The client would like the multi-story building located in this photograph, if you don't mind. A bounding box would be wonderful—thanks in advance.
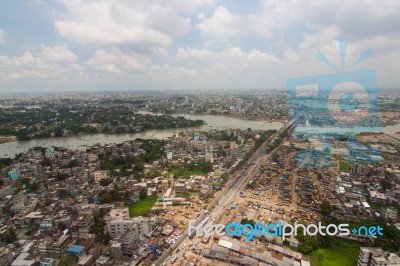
[105,208,131,237]
[381,207,398,222]
[72,213,94,237]
[121,226,140,256]
[111,241,122,260]
[174,183,186,193]
[38,234,71,255]
[351,164,370,175]
[358,247,400,266]
[369,190,387,204]
[87,153,98,162]
[0,247,14,266]
[131,217,158,236]
[105,208,157,237]
[93,170,110,183]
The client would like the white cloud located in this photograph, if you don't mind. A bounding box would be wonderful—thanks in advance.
[196,6,239,41]
[0,45,84,82]
[86,48,147,74]
[176,47,214,59]
[40,44,78,62]
[167,0,213,13]
[54,0,196,46]
[176,47,277,62]
[196,2,299,41]
[198,0,400,50]
[197,12,205,20]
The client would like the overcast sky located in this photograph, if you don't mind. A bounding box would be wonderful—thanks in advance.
[0,0,399,92]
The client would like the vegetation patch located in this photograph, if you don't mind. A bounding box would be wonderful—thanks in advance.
[310,238,361,266]
[129,197,157,217]
[339,161,352,171]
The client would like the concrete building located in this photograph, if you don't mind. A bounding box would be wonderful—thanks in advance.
[40,258,55,266]
[381,207,398,222]
[78,254,94,266]
[38,234,71,255]
[11,253,35,266]
[351,164,370,175]
[121,227,140,256]
[93,170,110,183]
[174,183,186,193]
[111,241,122,260]
[0,247,14,266]
[66,245,86,258]
[203,239,308,266]
[105,208,157,237]
[358,247,400,266]
[369,190,387,204]
[74,213,94,237]
[131,217,158,236]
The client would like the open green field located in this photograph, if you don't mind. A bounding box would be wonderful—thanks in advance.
[166,169,207,179]
[128,197,157,217]
[339,161,352,171]
[310,239,361,266]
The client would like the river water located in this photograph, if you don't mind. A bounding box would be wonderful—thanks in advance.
[2,112,399,158]
[0,113,284,158]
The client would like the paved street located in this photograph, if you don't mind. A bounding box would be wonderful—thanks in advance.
[155,121,295,266]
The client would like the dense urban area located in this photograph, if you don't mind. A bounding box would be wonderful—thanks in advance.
[0,91,400,266]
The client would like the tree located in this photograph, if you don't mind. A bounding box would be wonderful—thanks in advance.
[90,213,110,245]
[55,173,69,181]
[298,235,319,254]
[59,254,77,266]
[0,227,17,244]
[240,218,256,226]
[146,169,161,179]
[321,200,333,216]
[57,189,71,199]
[140,189,147,200]
[99,178,113,187]
[381,179,393,190]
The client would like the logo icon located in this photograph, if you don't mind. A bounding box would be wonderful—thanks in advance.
[287,39,381,168]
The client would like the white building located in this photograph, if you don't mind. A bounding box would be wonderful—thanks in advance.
[358,247,400,266]
[40,258,54,266]
[369,190,387,204]
[105,208,157,238]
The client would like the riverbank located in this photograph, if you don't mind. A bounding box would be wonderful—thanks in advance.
[139,109,284,123]
[0,114,284,158]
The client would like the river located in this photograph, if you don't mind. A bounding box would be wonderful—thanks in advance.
[0,114,284,158]
[2,112,399,158]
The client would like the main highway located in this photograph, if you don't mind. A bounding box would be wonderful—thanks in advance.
[154,120,295,266]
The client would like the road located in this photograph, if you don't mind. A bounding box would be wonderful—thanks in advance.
[154,120,295,266]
